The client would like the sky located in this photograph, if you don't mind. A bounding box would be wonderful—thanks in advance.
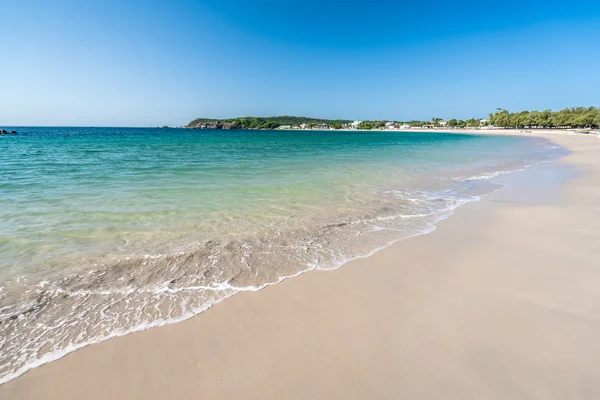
[1,0,600,126]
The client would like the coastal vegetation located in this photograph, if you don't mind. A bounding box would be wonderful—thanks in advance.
[186,106,600,130]
[357,121,385,130]
[187,116,351,130]
[489,107,600,129]
[447,118,483,128]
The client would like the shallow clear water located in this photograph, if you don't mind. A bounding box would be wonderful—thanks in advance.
[0,127,565,383]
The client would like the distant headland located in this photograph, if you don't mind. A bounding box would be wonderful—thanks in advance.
[185,107,600,131]
[186,116,351,130]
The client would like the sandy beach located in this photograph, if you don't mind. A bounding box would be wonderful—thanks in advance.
[1,131,599,400]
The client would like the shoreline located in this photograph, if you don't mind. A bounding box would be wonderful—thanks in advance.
[185,126,599,136]
[2,131,599,399]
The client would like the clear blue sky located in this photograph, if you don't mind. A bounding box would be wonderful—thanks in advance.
[2,0,599,126]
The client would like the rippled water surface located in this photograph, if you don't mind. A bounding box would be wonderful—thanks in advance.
[0,127,565,383]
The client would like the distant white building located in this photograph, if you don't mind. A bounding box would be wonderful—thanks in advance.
[351,120,362,129]
[387,122,402,130]
[479,119,489,127]
[438,120,448,127]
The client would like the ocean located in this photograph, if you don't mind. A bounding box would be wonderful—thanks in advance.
[0,127,566,383]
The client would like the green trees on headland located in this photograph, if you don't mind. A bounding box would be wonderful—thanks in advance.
[489,107,600,129]
[187,116,351,130]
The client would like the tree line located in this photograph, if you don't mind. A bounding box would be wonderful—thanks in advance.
[356,118,483,129]
[489,107,600,129]
[187,106,600,130]
[357,121,385,130]
[187,116,351,129]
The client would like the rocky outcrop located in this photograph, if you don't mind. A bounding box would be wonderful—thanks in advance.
[0,130,17,134]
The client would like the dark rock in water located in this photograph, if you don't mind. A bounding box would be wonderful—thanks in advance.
[0,130,7,134]
[10,131,17,134]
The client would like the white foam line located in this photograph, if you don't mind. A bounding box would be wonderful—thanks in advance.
[0,293,234,385]
[458,167,527,181]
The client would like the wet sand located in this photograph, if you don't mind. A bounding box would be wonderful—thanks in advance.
[1,132,599,399]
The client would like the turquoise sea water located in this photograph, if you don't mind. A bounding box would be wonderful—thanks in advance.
[0,127,565,383]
